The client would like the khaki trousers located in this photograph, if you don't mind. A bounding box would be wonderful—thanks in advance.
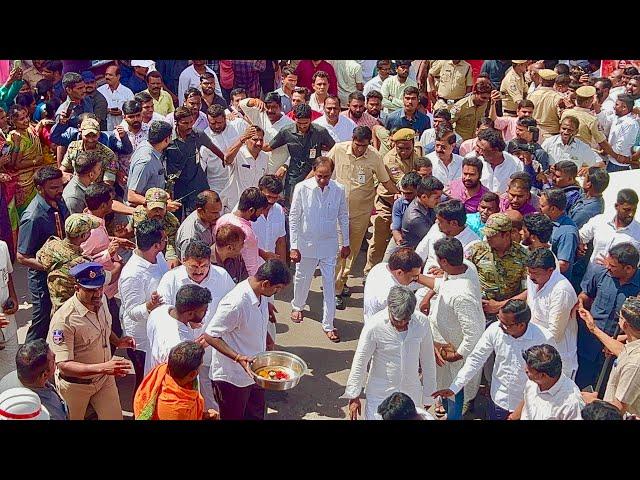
[57,373,122,420]
[364,199,393,275]
[335,213,371,293]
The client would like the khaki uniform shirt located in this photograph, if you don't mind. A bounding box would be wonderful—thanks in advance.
[48,295,113,381]
[131,207,180,260]
[560,107,606,148]
[451,95,489,141]
[328,142,390,218]
[376,147,418,206]
[528,86,564,137]
[604,338,640,416]
[466,241,529,301]
[430,60,473,100]
[500,67,527,112]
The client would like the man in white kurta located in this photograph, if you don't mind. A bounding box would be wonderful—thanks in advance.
[526,248,578,378]
[313,100,358,143]
[342,286,437,420]
[433,299,555,420]
[289,159,350,340]
[363,247,424,323]
[118,220,170,388]
[428,237,485,416]
[156,240,235,409]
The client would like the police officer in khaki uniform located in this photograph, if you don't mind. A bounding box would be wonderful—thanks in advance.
[364,128,419,276]
[500,60,529,116]
[560,86,618,163]
[128,187,180,267]
[450,81,494,141]
[528,69,565,142]
[48,262,135,420]
[428,60,474,111]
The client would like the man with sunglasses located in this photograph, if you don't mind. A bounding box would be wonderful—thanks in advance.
[433,299,554,420]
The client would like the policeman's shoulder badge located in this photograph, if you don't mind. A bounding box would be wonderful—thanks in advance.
[52,330,64,345]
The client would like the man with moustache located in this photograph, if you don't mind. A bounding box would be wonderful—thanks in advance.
[448,156,490,214]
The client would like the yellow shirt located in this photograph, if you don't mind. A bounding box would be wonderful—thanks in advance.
[451,95,488,141]
[430,60,473,100]
[328,141,390,217]
[145,89,175,116]
[560,107,606,148]
[528,86,564,136]
[500,67,527,112]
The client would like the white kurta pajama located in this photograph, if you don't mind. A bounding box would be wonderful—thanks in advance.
[363,263,421,323]
[289,178,349,332]
[429,262,485,403]
[156,265,236,409]
[526,268,578,378]
[342,309,437,420]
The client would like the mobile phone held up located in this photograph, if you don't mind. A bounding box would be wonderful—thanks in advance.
[12,59,21,70]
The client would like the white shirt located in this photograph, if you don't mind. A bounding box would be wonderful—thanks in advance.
[165,110,209,132]
[527,269,578,377]
[237,98,293,173]
[450,321,555,412]
[363,75,384,97]
[289,178,349,259]
[253,203,286,253]
[363,263,422,323]
[342,309,437,419]
[144,304,198,374]
[521,374,585,420]
[178,64,222,106]
[541,134,602,167]
[206,280,270,387]
[430,262,485,397]
[142,112,165,128]
[308,93,326,113]
[420,128,462,148]
[313,114,358,143]
[607,113,640,166]
[118,251,169,352]
[220,146,268,213]
[97,82,135,131]
[579,212,640,264]
[357,60,377,84]
[479,152,523,193]
[156,264,236,367]
[427,151,464,189]
[201,119,250,197]
[415,225,480,270]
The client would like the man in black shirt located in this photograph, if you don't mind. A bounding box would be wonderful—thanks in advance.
[264,104,335,203]
[164,107,226,220]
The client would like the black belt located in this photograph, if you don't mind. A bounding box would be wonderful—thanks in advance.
[503,109,517,115]
[59,374,93,385]
[438,96,463,103]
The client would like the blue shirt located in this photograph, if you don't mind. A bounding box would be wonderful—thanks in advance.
[568,194,604,229]
[562,185,582,214]
[120,64,148,94]
[127,141,166,194]
[17,194,70,281]
[466,212,485,238]
[384,109,431,136]
[480,60,510,89]
[391,197,411,231]
[49,123,133,155]
[579,265,640,360]
[551,214,579,280]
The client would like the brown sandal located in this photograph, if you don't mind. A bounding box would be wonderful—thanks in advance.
[325,329,340,343]
[290,310,304,323]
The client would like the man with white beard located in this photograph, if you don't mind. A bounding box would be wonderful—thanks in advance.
[342,286,437,420]
[525,248,578,378]
[156,241,235,409]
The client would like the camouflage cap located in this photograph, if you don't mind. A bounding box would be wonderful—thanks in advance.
[482,213,512,237]
[391,128,416,142]
[64,213,100,237]
[80,118,100,135]
[145,188,169,210]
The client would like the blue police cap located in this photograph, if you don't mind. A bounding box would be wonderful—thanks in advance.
[69,262,106,289]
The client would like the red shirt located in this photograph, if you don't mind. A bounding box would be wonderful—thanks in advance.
[286,109,322,121]
[294,60,338,96]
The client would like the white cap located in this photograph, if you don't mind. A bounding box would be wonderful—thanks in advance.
[131,60,155,69]
[0,387,50,420]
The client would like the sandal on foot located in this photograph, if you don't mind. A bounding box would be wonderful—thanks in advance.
[325,329,341,343]
[290,310,304,323]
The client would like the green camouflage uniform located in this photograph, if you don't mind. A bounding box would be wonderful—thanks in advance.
[62,140,119,184]
[130,206,180,261]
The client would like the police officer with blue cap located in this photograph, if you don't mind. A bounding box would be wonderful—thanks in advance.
[47,262,135,420]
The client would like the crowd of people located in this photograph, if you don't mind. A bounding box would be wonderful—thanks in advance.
[1,59,639,421]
